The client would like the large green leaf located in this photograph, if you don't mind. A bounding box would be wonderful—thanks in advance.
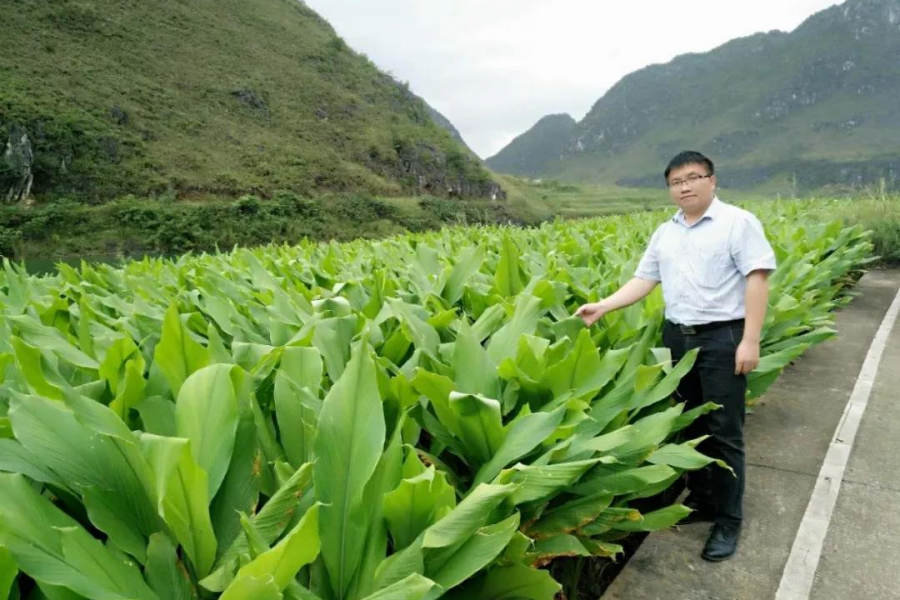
[175,364,244,498]
[359,574,435,600]
[486,295,543,365]
[422,483,516,550]
[443,246,485,306]
[219,576,282,600]
[227,504,320,592]
[10,392,162,563]
[424,514,520,595]
[144,533,196,600]
[203,463,315,592]
[525,492,614,539]
[472,406,566,487]
[452,320,500,399]
[210,414,262,554]
[274,347,323,468]
[0,473,159,600]
[647,438,732,473]
[0,547,17,600]
[314,342,386,600]
[448,392,505,467]
[443,563,560,600]
[383,463,456,550]
[141,434,217,577]
[612,504,691,532]
[493,235,525,298]
[154,304,211,398]
[7,315,99,370]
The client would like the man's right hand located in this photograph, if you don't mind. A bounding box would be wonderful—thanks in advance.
[576,301,607,327]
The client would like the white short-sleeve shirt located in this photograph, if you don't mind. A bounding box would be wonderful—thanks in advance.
[634,197,777,326]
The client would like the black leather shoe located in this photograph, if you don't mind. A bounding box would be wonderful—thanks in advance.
[702,523,741,561]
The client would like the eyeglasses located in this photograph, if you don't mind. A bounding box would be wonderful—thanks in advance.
[667,174,711,188]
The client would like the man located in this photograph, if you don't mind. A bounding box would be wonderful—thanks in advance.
[576,151,776,561]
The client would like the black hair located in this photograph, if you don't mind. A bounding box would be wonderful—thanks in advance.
[664,151,715,181]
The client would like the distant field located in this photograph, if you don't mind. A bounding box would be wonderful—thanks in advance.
[493,174,781,219]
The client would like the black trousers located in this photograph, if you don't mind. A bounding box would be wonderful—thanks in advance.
[662,320,747,526]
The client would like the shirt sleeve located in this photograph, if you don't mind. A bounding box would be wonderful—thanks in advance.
[731,213,777,276]
[634,226,662,282]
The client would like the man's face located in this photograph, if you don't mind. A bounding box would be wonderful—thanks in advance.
[666,162,716,212]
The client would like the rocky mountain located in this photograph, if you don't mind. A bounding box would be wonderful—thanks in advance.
[0,0,500,203]
[485,114,576,178]
[488,0,900,192]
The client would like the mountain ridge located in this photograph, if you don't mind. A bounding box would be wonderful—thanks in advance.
[487,0,900,192]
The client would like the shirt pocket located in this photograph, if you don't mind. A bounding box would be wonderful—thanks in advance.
[692,251,732,289]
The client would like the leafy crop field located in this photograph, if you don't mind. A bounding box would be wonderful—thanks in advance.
[0,200,874,600]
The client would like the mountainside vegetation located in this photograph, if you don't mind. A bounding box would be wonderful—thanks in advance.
[0,0,498,204]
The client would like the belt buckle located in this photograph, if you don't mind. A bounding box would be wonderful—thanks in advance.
[679,324,697,335]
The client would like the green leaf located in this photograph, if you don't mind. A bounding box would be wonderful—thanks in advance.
[425,514,520,594]
[203,463,315,592]
[525,493,614,539]
[141,434,217,577]
[383,466,456,550]
[219,576,282,600]
[448,392,505,467]
[345,419,406,600]
[109,358,147,423]
[443,563,560,600]
[0,547,17,600]
[494,235,525,297]
[229,505,320,591]
[443,246,484,305]
[154,305,210,398]
[274,348,323,468]
[486,295,542,365]
[572,464,678,496]
[7,316,99,370]
[472,406,566,487]
[10,392,162,563]
[502,460,600,506]
[314,342,386,599]
[210,414,262,554]
[312,315,358,382]
[452,320,500,399]
[175,364,244,498]
[648,440,733,473]
[10,336,66,399]
[541,329,625,398]
[144,533,196,600]
[0,438,70,491]
[422,483,516,550]
[612,504,691,532]
[0,473,159,600]
[531,534,590,565]
[360,574,435,600]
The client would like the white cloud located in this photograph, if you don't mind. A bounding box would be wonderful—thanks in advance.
[303,0,840,157]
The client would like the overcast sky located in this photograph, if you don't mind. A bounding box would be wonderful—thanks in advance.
[304,0,840,158]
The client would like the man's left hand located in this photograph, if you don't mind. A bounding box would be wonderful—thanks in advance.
[735,339,760,375]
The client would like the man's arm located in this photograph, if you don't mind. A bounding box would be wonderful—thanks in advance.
[576,277,658,326]
[735,269,770,375]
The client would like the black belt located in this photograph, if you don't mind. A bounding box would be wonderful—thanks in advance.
[666,318,744,335]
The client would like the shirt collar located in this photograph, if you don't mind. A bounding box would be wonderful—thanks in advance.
[672,196,722,226]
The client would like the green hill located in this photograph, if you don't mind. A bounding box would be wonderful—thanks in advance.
[488,0,900,193]
[0,0,498,203]
[485,114,575,179]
